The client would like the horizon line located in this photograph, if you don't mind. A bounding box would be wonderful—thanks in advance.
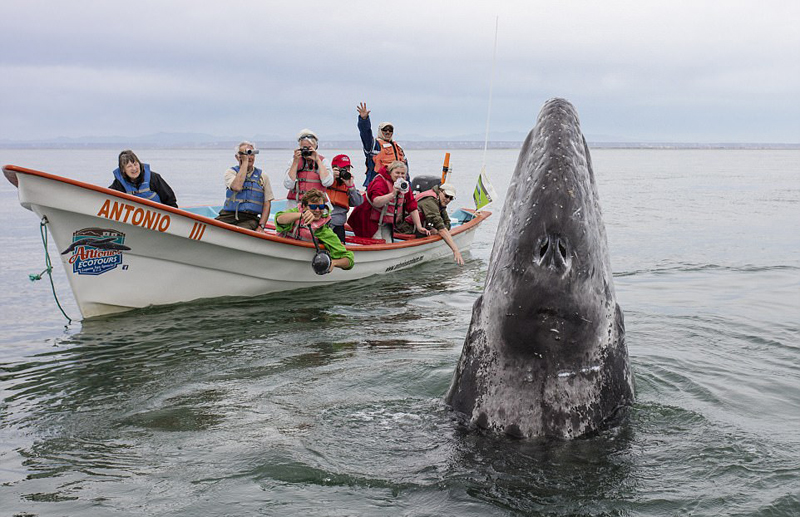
[2,140,799,151]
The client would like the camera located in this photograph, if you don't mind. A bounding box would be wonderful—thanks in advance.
[338,169,352,181]
[241,148,259,155]
[394,178,409,194]
[300,146,313,157]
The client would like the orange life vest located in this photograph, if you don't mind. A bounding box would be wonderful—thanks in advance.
[288,155,327,203]
[372,138,405,173]
[327,179,352,209]
[367,174,405,225]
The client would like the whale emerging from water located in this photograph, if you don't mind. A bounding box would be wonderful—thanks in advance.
[446,98,634,439]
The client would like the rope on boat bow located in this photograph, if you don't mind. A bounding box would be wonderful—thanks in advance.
[29,217,73,325]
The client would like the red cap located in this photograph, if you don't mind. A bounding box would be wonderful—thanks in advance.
[331,154,352,168]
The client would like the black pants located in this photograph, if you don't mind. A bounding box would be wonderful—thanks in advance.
[331,224,346,243]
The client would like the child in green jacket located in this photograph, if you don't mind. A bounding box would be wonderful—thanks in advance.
[275,188,355,272]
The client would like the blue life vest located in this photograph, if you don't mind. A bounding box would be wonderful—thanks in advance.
[223,166,266,215]
[112,163,162,203]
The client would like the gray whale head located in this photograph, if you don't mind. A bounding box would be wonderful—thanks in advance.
[446,98,634,439]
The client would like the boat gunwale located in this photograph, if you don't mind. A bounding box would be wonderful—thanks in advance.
[4,164,491,252]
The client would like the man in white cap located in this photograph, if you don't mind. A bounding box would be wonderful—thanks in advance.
[395,182,464,265]
[357,102,409,187]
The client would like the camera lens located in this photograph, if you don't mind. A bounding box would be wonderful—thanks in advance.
[339,170,351,180]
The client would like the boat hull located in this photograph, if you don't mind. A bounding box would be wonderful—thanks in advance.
[5,165,490,318]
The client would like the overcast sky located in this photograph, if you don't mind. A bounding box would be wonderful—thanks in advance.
[1,0,798,143]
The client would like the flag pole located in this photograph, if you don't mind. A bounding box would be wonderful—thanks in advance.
[474,17,499,213]
[481,16,499,173]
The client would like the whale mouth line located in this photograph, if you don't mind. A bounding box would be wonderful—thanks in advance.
[557,365,602,379]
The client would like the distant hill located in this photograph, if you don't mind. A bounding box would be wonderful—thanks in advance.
[1,132,798,150]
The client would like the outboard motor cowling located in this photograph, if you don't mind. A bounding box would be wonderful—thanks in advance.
[411,175,441,195]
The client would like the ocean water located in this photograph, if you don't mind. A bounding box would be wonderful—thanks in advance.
[1,148,798,516]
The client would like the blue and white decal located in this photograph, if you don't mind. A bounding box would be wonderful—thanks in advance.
[61,228,131,276]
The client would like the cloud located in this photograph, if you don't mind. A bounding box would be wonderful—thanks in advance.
[1,0,798,142]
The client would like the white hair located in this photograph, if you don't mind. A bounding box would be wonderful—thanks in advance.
[236,141,256,152]
[387,160,407,173]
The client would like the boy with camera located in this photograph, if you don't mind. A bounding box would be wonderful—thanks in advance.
[275,188,354,273]
[327,154,363,243]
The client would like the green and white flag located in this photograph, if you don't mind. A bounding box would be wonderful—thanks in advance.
[473,166,497,211]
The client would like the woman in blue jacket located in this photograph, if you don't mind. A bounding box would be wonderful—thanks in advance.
[109,150,178,207]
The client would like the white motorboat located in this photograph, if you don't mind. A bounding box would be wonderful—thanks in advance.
[4,164,491,319]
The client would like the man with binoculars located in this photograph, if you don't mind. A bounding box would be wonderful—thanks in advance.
[216,141,274,231]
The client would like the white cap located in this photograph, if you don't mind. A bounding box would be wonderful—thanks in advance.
[296,129,318,142]
[440,182,456,197]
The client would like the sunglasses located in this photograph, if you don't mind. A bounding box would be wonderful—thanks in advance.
[381,127,394,132]
[443,194,454,200]
[306,203,326,210]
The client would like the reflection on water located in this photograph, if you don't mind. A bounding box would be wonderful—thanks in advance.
[449,426,635,514]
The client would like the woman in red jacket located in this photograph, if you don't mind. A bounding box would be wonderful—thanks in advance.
[347,161,428,242]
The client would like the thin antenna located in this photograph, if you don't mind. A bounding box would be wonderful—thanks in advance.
[481,16,499,170]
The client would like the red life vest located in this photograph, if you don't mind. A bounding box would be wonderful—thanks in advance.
[367,174,405,225]
[372,138,405,173]
[281,209,332,242]
[404,189,437,224]
[288,155,327,203]
[327,179,351,209]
